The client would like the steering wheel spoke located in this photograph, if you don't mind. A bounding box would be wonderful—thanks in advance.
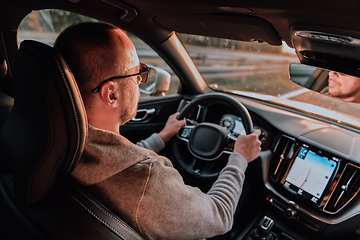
[189,158,219,178]
[179,156,198,174]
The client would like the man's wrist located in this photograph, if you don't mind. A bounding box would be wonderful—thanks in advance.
[158,131,171,143]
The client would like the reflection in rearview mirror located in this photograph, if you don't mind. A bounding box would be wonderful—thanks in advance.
[289,63,360,103]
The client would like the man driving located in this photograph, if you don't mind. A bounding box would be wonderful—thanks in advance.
[325,71,360,103]
[54,22,261,240]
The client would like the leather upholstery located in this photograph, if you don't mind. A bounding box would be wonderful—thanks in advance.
[0,40,87,205]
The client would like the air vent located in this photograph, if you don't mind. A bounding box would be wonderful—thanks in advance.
[270,135,296,182]
[324,163,360,214]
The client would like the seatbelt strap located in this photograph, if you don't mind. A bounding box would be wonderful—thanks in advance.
[62,179,145,240]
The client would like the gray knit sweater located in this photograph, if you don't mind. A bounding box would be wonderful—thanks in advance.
[136,133,165,153]
[70,125,248,240]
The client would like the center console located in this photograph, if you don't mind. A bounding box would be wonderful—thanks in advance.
[269,135,360,214]
[257,135,360,239]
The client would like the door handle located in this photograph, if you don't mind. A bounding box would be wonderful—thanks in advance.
[132,108,156,122]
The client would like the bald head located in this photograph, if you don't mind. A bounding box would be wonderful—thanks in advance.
[54,22,136,106]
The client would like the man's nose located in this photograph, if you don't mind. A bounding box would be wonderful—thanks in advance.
[329,71,338,78]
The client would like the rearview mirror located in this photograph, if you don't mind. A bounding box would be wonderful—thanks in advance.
[289,62,329,92]
[289,62,360,103]
[140,66,171,96]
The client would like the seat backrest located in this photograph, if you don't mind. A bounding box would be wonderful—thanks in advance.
[0,40,87,205]
[0,40,144,240]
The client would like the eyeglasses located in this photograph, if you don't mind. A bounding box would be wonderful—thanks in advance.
[92,63,149,93]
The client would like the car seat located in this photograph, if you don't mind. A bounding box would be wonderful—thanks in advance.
[0,40,144,240]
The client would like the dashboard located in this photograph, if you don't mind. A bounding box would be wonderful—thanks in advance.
[133,96,360,239]
[217,109,359,214]
[269,135,360,213]
[185,99,360,239]
[204,103,271,148]
[219,113,262,137]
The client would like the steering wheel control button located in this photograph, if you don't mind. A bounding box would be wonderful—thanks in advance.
[180,128,191,139]
[178,126,195,142]
[225,138,235,151]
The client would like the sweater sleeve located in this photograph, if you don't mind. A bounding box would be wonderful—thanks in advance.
[135,153,248,240]
[136,133,165,153]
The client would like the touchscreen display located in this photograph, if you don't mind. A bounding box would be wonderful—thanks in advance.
[283,145,338,204]
[232,119,246,136]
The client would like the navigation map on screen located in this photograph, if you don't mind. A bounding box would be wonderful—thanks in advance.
[284,146,338,203]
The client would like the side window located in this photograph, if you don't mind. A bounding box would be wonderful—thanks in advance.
[129,34,179,97]
[18,10,96,46]
[18,10,178,97]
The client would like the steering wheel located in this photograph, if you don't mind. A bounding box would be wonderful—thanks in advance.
[174,93,253,178]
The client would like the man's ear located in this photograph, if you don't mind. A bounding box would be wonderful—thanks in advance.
[99,81,119,107]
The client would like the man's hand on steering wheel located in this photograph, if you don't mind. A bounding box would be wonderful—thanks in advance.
[233,129,262,163]
[158,112,186,143]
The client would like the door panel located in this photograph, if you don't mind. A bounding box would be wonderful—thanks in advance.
[120,95,183,144]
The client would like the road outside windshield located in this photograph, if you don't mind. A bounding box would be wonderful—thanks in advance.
[178,34,299,96]
[179,34,360,129]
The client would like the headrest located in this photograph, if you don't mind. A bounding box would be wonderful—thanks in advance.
[0,40,88,205]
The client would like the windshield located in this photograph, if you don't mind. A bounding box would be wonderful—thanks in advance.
[179,33,360,130]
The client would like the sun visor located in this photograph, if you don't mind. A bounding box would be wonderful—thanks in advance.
[154,13,281,45]
[291,24,360,78]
